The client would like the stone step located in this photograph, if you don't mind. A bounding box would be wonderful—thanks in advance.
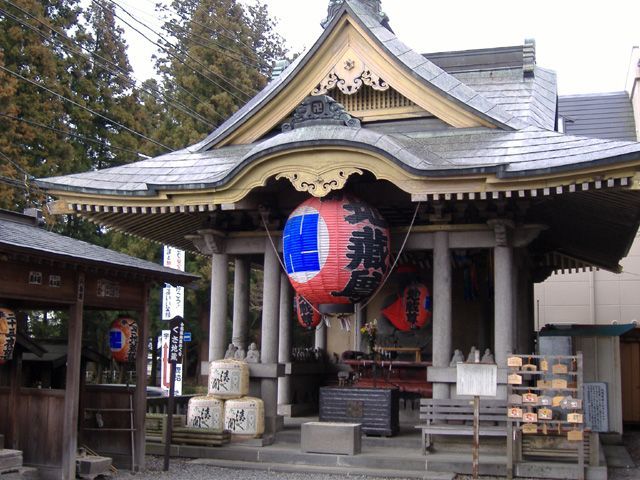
[76,455,112,479]
[275,426,423,449]
[148,442,428,472]
[189,458,455,480]
[517,461,607,480]
[0,467,39,479]
[425,452,507,476]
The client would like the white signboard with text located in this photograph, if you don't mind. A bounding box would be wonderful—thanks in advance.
[161,246,185,320]
[160,329,182,396]
[456,363,498,397]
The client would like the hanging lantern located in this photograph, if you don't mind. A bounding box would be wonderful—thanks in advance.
[0,308,17,361]
[109,317,138,363]
[282,193,390,314]
[293,294,321,330]
[381,282,432,331]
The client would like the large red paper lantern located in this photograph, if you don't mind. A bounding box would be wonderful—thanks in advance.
[293,294,321,330]
[382,283,432,331]
[109,317,138,363]
[0,308,17,361]
[283,193,390,313]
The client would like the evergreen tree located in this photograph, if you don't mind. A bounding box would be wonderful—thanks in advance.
[0,0,82,210]
[154,0,287,147]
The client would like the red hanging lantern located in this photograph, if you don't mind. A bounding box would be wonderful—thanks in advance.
[282,193,390,314]
[0,308,17,361]
[293,294,321,330]
[382,282,432,331]
[109,317,138,363]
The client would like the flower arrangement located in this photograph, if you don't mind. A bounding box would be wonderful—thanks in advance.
[360,318,378,353]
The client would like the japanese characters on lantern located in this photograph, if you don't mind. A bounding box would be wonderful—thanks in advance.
[282,194,390,312]
[109,317,138,363]
[293,293,321,329]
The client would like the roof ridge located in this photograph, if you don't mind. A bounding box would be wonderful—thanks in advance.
[193,0,527,151]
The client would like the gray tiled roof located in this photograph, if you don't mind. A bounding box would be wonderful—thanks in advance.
[37,123,640,196]
[559,92,637,141]
[193,0,524,150]
[0,216,198,283]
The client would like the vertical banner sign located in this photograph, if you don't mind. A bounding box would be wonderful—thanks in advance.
[162,246,185,320]
[163,316,185,472]
[160,331,183,396]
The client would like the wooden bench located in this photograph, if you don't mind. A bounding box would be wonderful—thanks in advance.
[416,398,507,453]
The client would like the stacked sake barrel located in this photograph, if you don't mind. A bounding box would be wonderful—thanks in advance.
[187,359,264,439]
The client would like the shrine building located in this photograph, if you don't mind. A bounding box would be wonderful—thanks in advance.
[37,0,640,469]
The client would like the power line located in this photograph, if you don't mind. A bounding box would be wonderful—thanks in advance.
[0,148,32,179]
[0,0,220,126]
[147,0,271,70]
[0,64,174,152]
[0,112,143,158]
[126,0,268,71]
[101,0,256,102]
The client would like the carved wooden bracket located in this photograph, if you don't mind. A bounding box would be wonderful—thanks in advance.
[487,219,515,247]
[312,51,389,96]
[276,167,363,197]
[185,229,226,255]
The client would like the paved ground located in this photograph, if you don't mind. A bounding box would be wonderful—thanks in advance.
[608,428,640,480]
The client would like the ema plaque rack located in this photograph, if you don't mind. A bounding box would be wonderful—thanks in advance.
[505,353,588,480]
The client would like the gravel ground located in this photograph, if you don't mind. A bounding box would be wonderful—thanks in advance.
[113,456,413,480]
[111,430,640,480]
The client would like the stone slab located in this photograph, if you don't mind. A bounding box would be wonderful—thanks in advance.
[301,422,361,455]
[0,450,22,470]
[76,455,112,479]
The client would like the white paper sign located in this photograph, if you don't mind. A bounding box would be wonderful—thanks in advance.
[456,363,498,397]
[160,330,182,396]
[162,246,185,320]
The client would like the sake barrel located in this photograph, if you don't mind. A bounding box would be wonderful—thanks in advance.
[224,397,264,438]
[187,395,225,430]
[0,308,17,361]
[207,359,249,399]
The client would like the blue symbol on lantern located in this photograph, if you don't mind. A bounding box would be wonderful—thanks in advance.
[283,213,320,275]
[109,330,123,350]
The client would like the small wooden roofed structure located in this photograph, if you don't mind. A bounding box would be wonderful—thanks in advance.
[0,209,198,479]
[36,0,640,453]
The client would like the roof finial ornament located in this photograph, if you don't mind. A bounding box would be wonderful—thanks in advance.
[321,0,390,30]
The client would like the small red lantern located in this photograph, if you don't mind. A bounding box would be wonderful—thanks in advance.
[0,308,17,361]
[282,193,390,313]
[109,317,138,363]
[382,283,432,331]
[293,294,321,330]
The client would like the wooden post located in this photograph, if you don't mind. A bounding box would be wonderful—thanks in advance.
[61,272,85,480]
[8,349,22,449]
[472,395,480,479]
[134,283,151,471]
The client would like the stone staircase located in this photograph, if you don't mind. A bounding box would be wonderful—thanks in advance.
[0,450,38,479]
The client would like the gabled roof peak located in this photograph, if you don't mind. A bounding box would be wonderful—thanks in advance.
[322,0,389,29]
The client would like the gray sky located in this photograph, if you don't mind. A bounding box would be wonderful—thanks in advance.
[119,0,639,96]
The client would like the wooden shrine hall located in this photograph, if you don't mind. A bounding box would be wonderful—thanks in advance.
[0,209,197,479]
[36,0,640,476]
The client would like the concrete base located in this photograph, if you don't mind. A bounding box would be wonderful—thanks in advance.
[301,421,361,455]
[76,455,112,479]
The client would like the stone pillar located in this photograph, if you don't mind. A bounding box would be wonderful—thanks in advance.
[489,219,515,367]
[278,274,293,408]
[209,253,229,362]
[261,239,281,435]
[232,257,250,350]
[432,231,452,400]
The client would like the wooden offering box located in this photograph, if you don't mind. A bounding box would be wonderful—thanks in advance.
[319,386,399,436]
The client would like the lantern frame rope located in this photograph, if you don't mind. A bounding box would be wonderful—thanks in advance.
[359,201,421,310]
[259,201,422,320]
